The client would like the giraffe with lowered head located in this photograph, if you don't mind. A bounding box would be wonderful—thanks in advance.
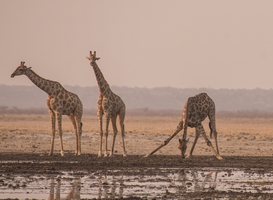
[86,51,127,157]
[145,93,222,160]
[11,61,83,156]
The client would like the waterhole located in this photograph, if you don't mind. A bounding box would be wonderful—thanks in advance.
[1,167,273,199]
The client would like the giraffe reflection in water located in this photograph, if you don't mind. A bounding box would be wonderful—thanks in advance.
[47,173,124,200]
[48,177,81,200]
[169,169,218,195]
[97,172,124,199]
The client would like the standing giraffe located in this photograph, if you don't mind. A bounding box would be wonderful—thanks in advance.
[86,51,127,157]
[11,61,83,156]
[145,93,222,160]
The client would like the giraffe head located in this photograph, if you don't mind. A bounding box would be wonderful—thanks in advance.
[11,61,32,78]
[86,51,100,65]
[178,138,189,159]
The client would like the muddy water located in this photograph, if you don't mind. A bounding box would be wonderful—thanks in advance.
[1,167,273,199]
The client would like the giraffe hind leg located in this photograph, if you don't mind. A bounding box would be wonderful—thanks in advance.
[68,115,81,156]
[208,111,221,156]
[56,112,64,156]
[208,103,220,154]
[119,112,127,157]
[110,115,118,157]
[197,125,222,160]
[209,122,213,139]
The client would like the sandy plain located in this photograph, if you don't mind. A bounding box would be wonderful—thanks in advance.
[1,114,273,199]
[1,114,273,157]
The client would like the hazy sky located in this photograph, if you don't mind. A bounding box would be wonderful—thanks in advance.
[1,1,273,89]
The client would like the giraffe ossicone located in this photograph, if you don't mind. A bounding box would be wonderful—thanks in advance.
[86,51,127,157]
[11,61,83,156]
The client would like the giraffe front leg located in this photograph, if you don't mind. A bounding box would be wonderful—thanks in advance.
[98,116,103,157]
[104,116,110,157]
[56,113,64,156]
[198,125,223,160]
[145,120,183,157]
[186,127,201,159]
[49,110,55,156]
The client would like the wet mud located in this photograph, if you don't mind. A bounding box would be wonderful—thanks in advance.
[1,153,273,199]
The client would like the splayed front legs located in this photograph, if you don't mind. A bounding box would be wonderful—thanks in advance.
[144,121,183,157]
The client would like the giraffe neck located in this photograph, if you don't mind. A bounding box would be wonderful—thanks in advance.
[92,62,111,96]
[25,69,57,95]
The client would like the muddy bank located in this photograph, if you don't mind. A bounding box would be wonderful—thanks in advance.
[1,154,273,199]
[1,153,273,174]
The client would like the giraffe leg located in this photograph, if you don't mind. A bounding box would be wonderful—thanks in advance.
[186,127,201,159]
[144,120,183,157]
[75,119,82,156]
[208,109,221,156]
[74,106,82,156]
[98,115,103,157]
[97,96,103,157]
[49,109,55,156]
[119,112,127,157]
[197,124,222,160]
[109,115,117,157]
[68,115,81,155]
[56,112,64,156]
[104,115,111,157]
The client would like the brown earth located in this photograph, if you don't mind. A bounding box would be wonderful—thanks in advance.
[1,114,273,172]
[1,114,273,199]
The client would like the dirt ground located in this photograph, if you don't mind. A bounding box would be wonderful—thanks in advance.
[1,114,273,199]
[1,114,273,171]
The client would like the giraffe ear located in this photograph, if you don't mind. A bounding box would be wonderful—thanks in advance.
[86,56,90,60]
[28,67,32,70]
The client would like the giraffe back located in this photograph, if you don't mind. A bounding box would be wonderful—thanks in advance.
[47,84,83,116]
[183,93,214,127]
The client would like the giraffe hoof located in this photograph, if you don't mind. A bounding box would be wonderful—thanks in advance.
[217,155,223,160]
[185,154,192,159]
